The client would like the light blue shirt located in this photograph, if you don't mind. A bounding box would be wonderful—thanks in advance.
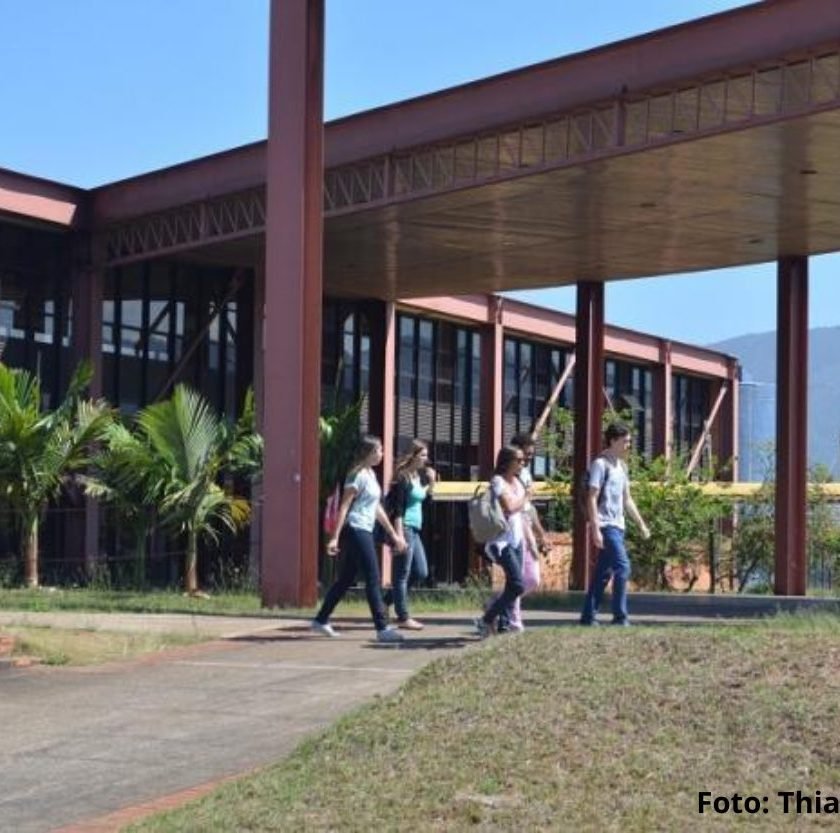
[587,456,628,530]
[404,478,428,530]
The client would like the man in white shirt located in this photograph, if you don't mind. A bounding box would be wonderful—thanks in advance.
[580,422,650,626]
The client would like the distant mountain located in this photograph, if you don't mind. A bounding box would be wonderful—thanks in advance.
[709,326,840,477]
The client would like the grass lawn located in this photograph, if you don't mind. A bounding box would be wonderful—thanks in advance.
[6,625,206,666]
[127,614,840,832]
[0,585,497,618]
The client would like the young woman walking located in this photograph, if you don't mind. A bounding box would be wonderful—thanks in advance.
[311,435,407,643]
[382,439,436,630]
[474,446,528,638]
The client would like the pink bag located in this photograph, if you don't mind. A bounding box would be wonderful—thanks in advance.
[323,485,341,535]
[522,544,541,593]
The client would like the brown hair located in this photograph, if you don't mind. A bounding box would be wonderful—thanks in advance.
[347,434,383,477]
[394,438,428,481]
[494,445,522,476]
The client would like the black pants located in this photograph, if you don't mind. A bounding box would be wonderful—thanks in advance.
[315,525,388,631]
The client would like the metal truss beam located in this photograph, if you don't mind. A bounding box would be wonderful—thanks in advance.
[102,47,840,265]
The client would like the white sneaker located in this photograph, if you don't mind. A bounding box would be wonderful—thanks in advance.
[376,626,404,644]
[310,620,339,638]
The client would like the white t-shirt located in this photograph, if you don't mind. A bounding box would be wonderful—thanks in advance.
[519,465,534,513]
[587,456,628,531]
[484,474,525,556]
[345,468,381,532]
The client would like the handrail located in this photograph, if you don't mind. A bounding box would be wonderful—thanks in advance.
[431,481,840,502]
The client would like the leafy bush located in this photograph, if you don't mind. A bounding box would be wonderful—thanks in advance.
[626,454,729,590]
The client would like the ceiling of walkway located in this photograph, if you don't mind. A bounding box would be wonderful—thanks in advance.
[323,108,840,299]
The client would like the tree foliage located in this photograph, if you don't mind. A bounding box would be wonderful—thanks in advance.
[543,405,731,590]
[625,453,729,590]
[85,385,262,594]
[0,361,112,586]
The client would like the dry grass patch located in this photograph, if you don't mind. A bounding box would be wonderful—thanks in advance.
[129,617,840,832]
[7,625,206,666]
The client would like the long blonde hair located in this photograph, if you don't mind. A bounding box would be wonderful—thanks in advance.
[394,439,428,481]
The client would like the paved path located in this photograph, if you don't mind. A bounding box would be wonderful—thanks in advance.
[0,612,478,833]
[0,596,836,832]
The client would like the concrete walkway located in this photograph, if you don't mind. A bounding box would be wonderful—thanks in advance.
[0,596,836,833]
[0,611,479,833]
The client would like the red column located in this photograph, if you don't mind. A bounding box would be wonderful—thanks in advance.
[570,282,605,591]
[651,339,673,460]
[367,301,397,584]
[262,0,324,607]
[714,358,740,481]
[479,297,504,478]
[249,262,266,584]
[70,233,104,574]
[367,301,397,486]
[775,257,808,596]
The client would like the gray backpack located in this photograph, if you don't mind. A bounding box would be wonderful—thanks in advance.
[468,483,508,543]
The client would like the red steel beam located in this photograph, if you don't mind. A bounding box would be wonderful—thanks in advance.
[532,354,576,440]
[69,232,104,575]
[686,383,729,477]
[652,340,673,459]
[775,256,809,596]
[401,294,733,381]
[366,301,397,585]
[571,282,605,591]
[325,0,840,168]
[479,297,505,478]
[84,1,840,227]
[720,359,740,481]
[262,0,324,608]
[0,167,84,227]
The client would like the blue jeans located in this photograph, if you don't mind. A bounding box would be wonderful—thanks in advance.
[316,525,388,631]
[483,544,525,625]
[580,526,631,624]
[385,526,429,621]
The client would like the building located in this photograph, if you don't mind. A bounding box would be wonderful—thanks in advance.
[3,0,838,599]
[0,197,736,586]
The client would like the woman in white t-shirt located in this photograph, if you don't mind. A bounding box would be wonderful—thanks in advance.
[474,446,529,638]
[311,435,407,643]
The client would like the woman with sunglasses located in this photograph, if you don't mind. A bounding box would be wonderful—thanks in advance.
[474,446,529,638]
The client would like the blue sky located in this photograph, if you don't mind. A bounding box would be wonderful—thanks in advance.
[2,0,837,346]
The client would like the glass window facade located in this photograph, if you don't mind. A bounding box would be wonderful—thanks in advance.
[0,224,72,406]
[102,262,252,417]
[605,358,654,459]
[674,373,711,459]
[396,311,481,584]
[101,261,254,586]
[321,299,371,431]
[503,335,569,476]
[0,222,75,583]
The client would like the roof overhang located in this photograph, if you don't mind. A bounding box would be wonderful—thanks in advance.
[86,0,840,301]
[0,168,85,230]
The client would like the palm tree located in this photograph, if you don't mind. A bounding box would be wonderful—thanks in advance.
[0,361,112,587]
[81,421,165,587]
[112,385,262,594]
